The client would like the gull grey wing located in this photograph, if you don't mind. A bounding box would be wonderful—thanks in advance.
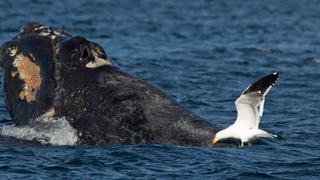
[234,72,280,129]
[234,92,262,129]
[242,72,279,117]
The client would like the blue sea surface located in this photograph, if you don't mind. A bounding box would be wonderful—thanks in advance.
[0,0,319,179]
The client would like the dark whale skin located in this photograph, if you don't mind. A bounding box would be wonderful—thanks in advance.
[0,23,228,146]
[1,34,56,125]
[58,66,219,146]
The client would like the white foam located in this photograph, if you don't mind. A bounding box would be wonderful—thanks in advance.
[312,58,320,64]
[0,116,79,146]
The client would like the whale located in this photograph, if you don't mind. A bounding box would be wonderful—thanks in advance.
[0,23,225,146]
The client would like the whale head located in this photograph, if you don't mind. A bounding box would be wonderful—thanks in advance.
[0,23,113,125]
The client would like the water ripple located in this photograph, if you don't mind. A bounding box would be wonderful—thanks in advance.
[0,0,319,179]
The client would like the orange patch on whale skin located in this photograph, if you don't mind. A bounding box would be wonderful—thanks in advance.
[44,107,55,117]
[13,54,41,102]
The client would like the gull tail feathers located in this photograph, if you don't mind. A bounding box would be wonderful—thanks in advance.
[256,129,277,138]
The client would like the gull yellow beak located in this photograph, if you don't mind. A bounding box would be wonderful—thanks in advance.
[211,136,218,145]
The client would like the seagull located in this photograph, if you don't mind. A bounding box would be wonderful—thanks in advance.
[212,72,280,146]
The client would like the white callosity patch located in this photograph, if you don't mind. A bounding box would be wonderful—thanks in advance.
[53,30,64,36]
[32,25,61,40]
[85,57,110,68]
[0,116,79,145]
[8,47,17,57]
[39,31,50,37]
[85,50,111,68]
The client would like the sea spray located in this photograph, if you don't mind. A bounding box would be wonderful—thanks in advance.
[0,116,79,145]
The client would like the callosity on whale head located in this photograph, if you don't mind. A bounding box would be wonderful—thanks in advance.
[0,23,224,146]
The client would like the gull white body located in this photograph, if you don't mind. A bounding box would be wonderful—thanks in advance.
[213,72,279,146]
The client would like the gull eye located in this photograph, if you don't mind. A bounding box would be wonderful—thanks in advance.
[80,45,90,61]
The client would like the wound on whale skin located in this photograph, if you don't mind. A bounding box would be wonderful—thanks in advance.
[0,23,234,146]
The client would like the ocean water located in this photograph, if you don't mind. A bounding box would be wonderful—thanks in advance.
[0,0,319,179]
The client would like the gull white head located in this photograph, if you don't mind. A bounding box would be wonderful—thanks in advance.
[212,72,280,146]
[212,128,239,145]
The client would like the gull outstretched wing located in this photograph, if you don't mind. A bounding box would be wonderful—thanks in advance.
[234,72,279,129]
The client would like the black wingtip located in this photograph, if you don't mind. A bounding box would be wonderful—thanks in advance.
[242,72,280,95]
